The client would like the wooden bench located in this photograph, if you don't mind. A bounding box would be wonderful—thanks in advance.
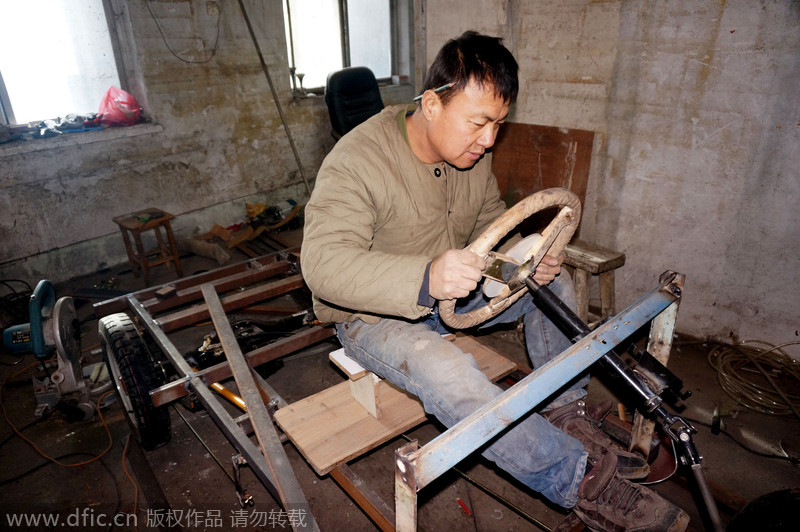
[273,334,517,476]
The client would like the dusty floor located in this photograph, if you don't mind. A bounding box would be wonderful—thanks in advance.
[1,229,798,531]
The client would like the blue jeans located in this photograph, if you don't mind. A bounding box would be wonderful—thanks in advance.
[335,271,589,508]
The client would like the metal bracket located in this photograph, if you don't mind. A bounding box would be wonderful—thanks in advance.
[232,454,255,507]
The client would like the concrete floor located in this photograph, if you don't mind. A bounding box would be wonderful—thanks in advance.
[1,229,798,531]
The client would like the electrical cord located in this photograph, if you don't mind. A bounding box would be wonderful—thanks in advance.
[144,0,220,64]
[0,450,122,532]
[0,360,115,467]
[0,417,43,449]
[0,450,121,490]
[0,278,32,325]
[0,360,127,530]
[121,433,140,532]
[707,340,800,420]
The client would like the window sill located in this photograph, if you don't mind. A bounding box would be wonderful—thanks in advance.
[288,82,414,106]
[0,122,164,158]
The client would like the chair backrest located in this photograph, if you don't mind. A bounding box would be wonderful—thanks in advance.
[325,66,384,139]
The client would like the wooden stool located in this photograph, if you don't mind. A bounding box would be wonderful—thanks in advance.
[564,239,625,324]
[113,208,182,286]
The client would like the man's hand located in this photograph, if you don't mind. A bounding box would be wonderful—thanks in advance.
[429,249,486,300]
[532,253,565,285]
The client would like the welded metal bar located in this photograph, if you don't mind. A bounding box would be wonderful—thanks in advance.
[331,465,396,532]
[128,295,283,492]
[400,273,682,490]
[128,294,318,530]
[395,441,419,532]
[94,251,298,316]
[149,325,335,406]
[128,294,198,377]
[202,284,319,532]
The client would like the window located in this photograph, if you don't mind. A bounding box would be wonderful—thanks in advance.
[283,0,408,92]
[0,0,120,125]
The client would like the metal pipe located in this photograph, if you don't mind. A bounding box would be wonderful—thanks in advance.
[526,278,663,412]
[211,382,247,411]
[691,464,725,532]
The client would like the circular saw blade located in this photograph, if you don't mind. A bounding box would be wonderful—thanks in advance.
[53,297,80,364]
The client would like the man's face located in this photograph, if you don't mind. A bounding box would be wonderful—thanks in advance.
[426,79,510,170]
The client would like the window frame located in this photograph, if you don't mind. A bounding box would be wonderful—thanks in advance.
[0,0,157,157]
[284,0,413,95]
[0,0,143,127]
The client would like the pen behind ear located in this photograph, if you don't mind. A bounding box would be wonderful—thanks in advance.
[413,84,452,102]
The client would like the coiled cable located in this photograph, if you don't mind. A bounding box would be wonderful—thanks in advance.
[707,340,800,421]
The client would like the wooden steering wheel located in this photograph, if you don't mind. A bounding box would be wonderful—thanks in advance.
[439,188,581,329]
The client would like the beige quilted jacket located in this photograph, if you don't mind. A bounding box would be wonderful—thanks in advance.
[301,104,507,324]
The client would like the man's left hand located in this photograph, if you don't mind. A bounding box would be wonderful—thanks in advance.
[532,253,565,285]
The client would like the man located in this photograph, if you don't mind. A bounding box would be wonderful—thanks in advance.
[302,31,689,531]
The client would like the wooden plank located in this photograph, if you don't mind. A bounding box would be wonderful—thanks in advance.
[350,374,382,418]
[275,335,517,475]
[630,281,681,458]
[156,274,305,331]
[564,239,626,274]
[491,122,594,235]
[572,268,591,323]
[454,335,517,380]
[599,270,616,319]
[331,465,396,532]
[93,250,298,317]
[275,379,425,475]
[329,348,369,379]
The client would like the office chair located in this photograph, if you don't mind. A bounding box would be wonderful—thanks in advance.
[324,66,384,140]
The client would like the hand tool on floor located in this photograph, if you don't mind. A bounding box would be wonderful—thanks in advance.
[1,279,111,419]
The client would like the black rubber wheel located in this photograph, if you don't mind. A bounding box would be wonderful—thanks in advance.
[99,313,171,450]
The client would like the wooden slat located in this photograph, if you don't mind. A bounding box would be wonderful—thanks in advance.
[156,275,305,331]
[274,335,517,475]
[564,239,625,274]
[331,465,396,532]
[491,122,594,235]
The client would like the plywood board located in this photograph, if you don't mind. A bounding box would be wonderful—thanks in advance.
[274,335,517,475]
[491,122,594,235]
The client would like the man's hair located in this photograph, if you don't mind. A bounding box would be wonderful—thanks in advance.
[422,31,519,105]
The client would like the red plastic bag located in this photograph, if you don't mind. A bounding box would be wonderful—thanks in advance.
[98,86,141,126]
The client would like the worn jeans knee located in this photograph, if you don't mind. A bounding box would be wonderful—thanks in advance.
[335,287,587,508]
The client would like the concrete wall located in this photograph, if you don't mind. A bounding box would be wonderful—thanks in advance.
[423,0,799,349]
[0,0,412,283]
[2,0,797,351]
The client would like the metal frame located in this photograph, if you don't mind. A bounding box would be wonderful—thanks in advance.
[95,252,686,531]
[94,250,335,532]
[393,272,685,531]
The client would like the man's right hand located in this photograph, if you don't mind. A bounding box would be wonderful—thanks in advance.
[429,249,486,300]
